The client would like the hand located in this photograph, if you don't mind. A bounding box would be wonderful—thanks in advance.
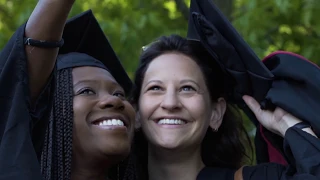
[242,95,302,137]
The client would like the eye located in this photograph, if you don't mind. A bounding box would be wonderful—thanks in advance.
[78,88,96,95]
[113,91,125,98]
[180,85,196,92]
[148,85,162,91]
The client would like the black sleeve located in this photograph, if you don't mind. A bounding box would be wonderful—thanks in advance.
[197,167,235,180]
[243,127,320,180]
[0,23,55,180]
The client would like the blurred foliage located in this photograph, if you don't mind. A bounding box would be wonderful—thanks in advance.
[1,0,319,74]
[0,0,319,163]
[232,0,320,62]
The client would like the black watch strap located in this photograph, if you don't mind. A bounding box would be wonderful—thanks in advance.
[24,37,64,48]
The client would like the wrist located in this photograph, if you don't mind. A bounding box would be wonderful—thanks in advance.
[278,124,289,137]
[278,115,302,137]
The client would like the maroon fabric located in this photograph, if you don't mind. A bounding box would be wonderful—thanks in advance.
[259,50,320,165]
[262,51,319,67]
[260,125,287,165]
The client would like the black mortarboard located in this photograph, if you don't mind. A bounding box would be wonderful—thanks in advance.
[255,51,320,164]
[187,0,274,110]
[187,0,320,164]
[57,10,132,94]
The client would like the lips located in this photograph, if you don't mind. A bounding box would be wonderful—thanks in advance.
[94,119,125,126]
[154,116,188,125]
[157,119,186,125]
[91,115,129,127]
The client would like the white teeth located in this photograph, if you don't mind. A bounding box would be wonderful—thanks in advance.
[107,120,112,125]
[157,119,186,125]
[97,119,124,126]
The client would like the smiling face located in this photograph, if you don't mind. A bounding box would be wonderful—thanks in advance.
[138,52,224,150]
[72,66,135,161]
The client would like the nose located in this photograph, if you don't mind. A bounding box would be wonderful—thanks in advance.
[98,95,125,111]
[160,90,181,111]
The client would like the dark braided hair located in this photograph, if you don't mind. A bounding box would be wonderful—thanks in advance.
[40,68,74,180]
[40,67,134,180]
[128,35,253,180]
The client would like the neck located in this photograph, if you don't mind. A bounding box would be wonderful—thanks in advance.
[71,152,118,180]
[71,165,106,180]
[148,144,204,180]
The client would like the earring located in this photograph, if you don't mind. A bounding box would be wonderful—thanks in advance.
[213,127,218,132]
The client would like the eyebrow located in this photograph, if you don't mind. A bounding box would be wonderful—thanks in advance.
[180,79,200,88]
[145,80,163,86]
[74,79,96,87]
[73,79,119,88]
[145,79,200,88]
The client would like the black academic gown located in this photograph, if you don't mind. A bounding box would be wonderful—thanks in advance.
[0,10,132,180]
[196,127,320,180]
[0,24,55,180]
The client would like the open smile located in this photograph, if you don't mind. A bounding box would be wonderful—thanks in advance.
[91,116,129,130]
[157,119,186,125]
[153,118,190,128]
[93,119,125,126]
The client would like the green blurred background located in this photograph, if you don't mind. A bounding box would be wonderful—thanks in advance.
[1,0,319,162]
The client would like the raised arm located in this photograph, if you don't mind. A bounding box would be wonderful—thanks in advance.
[242,95,318,138]
[239,95,320,180]
[25,0,75,103]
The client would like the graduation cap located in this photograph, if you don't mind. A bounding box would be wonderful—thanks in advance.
[187,0,320,164]
[57,10,132,94]
[256,51,320,164]
[187,0,274,111]
[262,51,320,136]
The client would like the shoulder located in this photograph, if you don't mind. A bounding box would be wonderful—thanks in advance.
[197,167,235,180]
[241,163,285,180]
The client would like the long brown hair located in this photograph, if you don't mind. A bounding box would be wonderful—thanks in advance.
[128,35,253,180]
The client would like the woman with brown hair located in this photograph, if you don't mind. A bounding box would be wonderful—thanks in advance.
[129,34,319,180]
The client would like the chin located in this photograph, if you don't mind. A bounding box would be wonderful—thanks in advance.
[152,137,184,150]
[100,141,131,159]
[157,144,180,150]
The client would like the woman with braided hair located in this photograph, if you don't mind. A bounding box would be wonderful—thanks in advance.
[0,0,135,180]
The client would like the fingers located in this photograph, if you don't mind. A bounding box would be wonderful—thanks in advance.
[242,95,262,117]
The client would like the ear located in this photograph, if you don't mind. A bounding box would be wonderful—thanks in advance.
[135,111,142,129]
[209,97,227,131]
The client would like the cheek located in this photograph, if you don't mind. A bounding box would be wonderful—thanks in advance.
[72,97,93,126]
[138,96,158,136]
[72,98,94,151]
[138,95,155,121]
[183,97,211,119]
[73,98,86,119]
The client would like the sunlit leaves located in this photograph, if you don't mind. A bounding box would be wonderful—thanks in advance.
[0,0,318,84]
[0,0,319,73]
[164,1,178,19]
[233,0,320,63]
